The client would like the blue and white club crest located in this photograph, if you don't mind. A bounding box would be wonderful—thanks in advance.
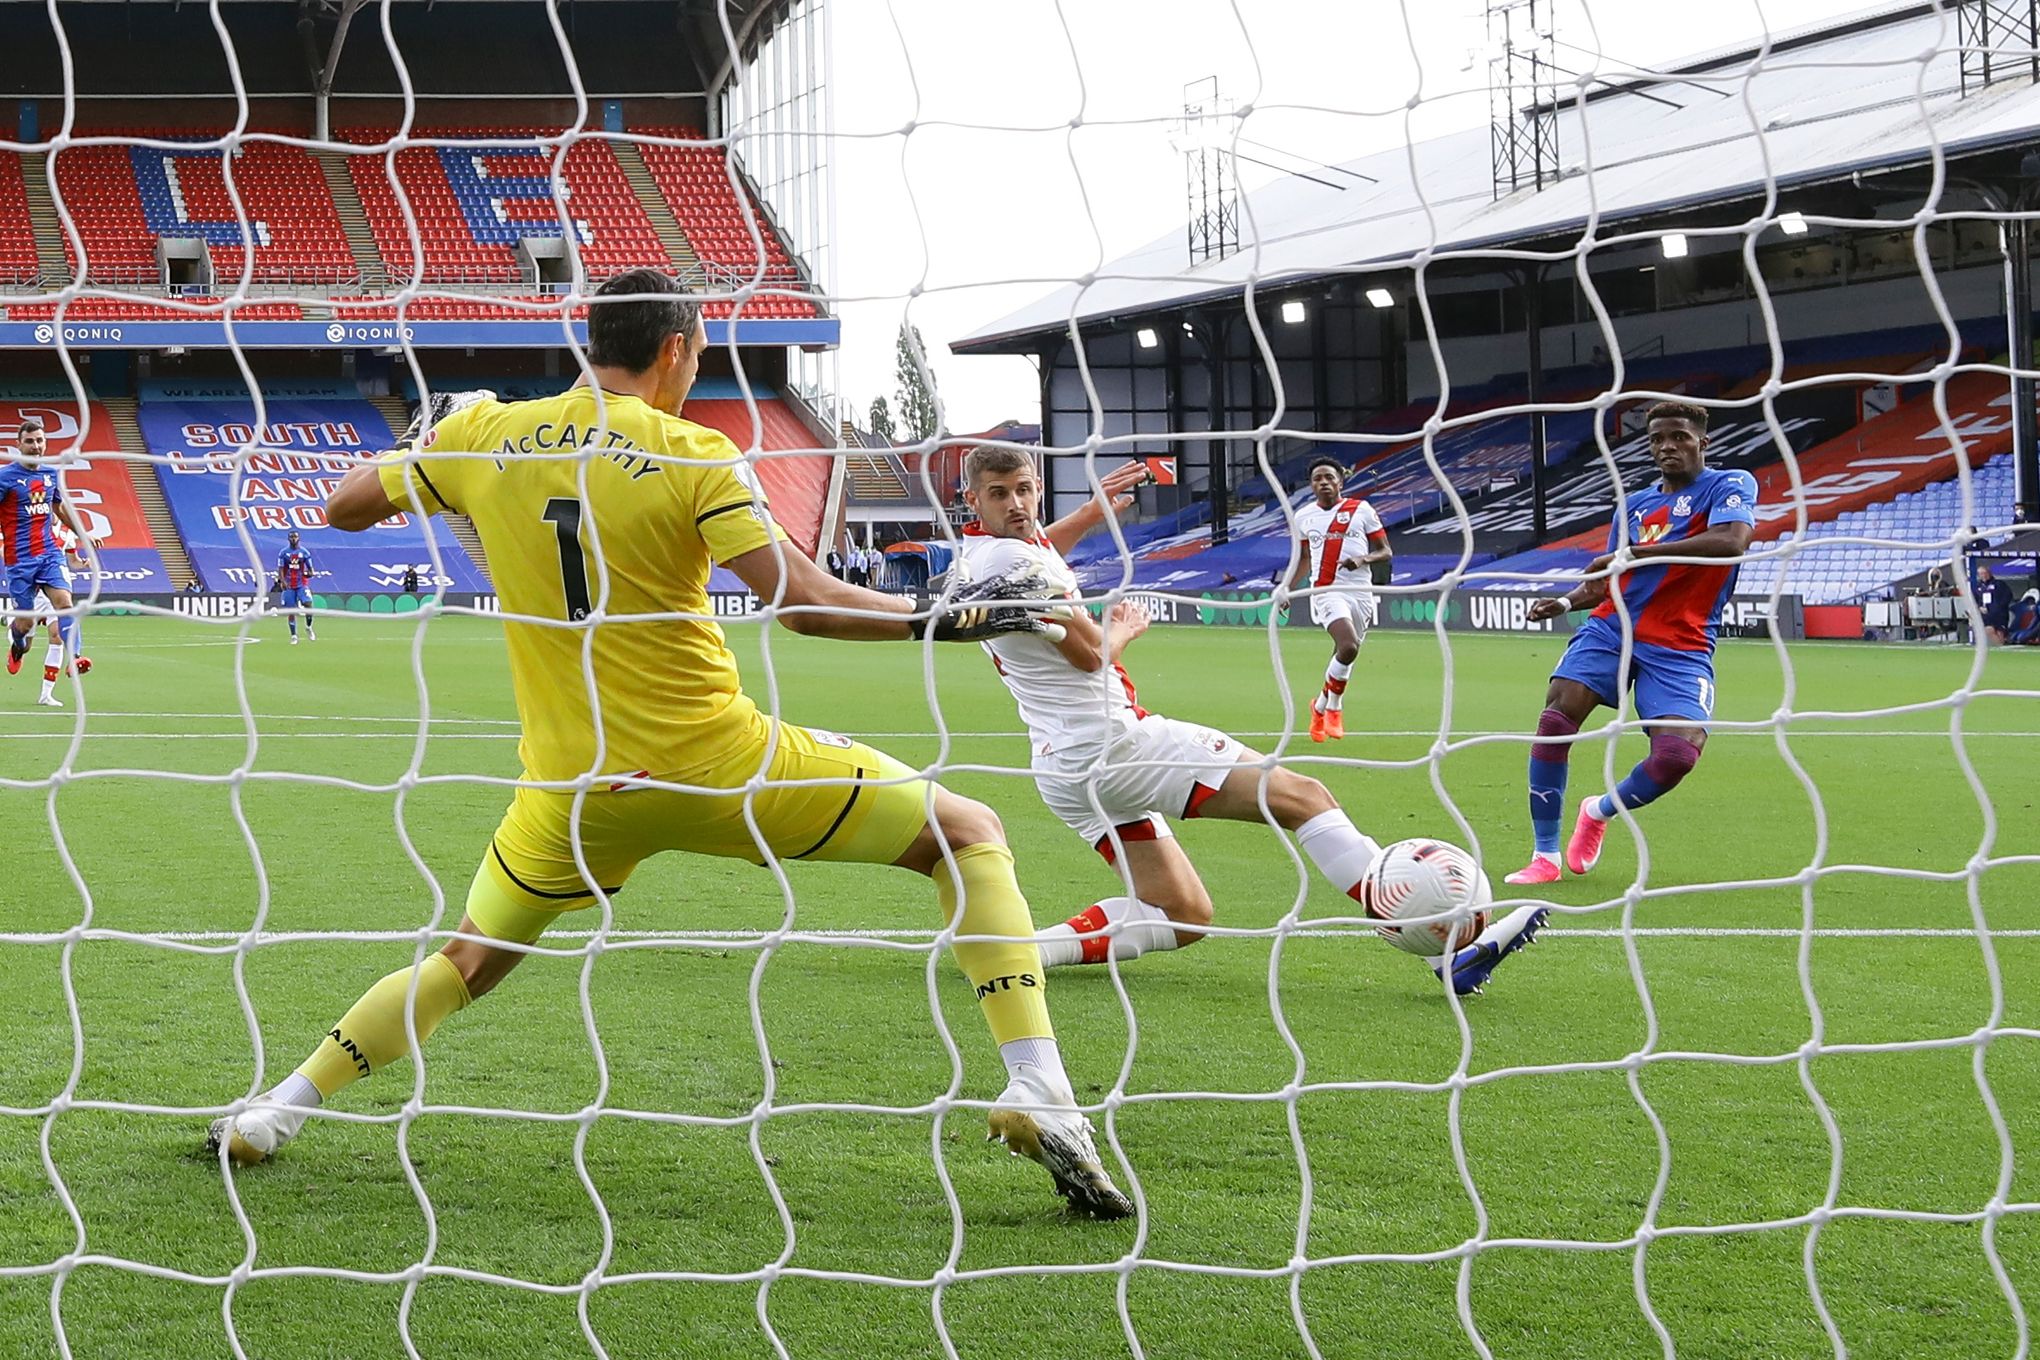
[1674,494,1693,515]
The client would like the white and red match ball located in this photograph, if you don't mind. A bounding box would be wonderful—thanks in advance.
[1359,838,1492,957]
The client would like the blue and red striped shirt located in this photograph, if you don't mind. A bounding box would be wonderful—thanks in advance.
[1592,467,1759,652]
[0,463,64,566]
[277,546,315,589]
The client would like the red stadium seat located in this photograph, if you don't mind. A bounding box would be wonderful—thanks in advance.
[0,156,43,284]
[48,129,358,286]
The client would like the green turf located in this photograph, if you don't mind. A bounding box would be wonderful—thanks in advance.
[1,615,2036,1359]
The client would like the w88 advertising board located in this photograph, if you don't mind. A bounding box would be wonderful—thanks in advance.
[139,400,488,593]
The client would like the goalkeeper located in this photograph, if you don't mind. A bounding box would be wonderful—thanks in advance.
[207,269,1132,1219]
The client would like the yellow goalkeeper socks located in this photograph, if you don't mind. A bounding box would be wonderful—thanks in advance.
[296,952,473,1099]
[933,842,1053,1046]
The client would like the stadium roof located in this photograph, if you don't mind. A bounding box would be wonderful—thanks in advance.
[956,2,2040,354]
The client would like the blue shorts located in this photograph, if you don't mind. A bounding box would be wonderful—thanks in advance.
[1552,615,1717,724]
[279,587,313,609]
[8,554,70,611]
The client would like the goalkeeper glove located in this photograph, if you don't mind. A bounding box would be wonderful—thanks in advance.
[909,569,1062,642]
[398,389,498,450]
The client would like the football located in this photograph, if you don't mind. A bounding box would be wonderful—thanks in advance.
[1360,838,1493,957]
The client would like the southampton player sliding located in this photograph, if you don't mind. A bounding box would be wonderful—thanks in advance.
[274,529,321,643]
[207,270,1135,1219]
[1504,401,1758,885]
[3,416,98,703]
[957,447,1543,995]
[1286,457,1390,742]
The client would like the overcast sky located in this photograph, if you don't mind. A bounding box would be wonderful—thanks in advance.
[815,0,1889,433]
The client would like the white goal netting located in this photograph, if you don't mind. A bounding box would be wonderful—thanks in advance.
[5,1,2040,1357]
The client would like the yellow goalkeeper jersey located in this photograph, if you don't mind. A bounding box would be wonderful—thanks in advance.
[376,386,787,784]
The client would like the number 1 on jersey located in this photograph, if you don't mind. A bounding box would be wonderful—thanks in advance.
[541,498,592,621]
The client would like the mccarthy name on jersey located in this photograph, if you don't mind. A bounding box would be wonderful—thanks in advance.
[379,386,786,784]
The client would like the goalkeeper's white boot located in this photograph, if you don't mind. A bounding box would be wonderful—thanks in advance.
[205,1102,311,1167]
[988,1064,1133,1220]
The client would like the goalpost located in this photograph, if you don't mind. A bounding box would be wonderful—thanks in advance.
[5,1,2040,1357]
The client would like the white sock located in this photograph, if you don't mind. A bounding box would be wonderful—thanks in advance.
[998,1036,1073,1097]
[1322,658,1352,712]
[1039,897,1181,968]
[1036,922,1083,969]
[1295,809,1380,900]
[1584,796,1612,822]
[264,1071,323,1109]
[39,641,62,698]
[1530,850,1560,867]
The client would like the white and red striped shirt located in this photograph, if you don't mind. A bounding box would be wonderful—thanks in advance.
[955,523,1144,762]
[1293,496,1386,589]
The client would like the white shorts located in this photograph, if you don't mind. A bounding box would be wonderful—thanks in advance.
[1033,713,1241,855]
[1309,589,1375,636]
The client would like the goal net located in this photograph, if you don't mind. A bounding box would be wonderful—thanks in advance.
[5,1,2039,1357]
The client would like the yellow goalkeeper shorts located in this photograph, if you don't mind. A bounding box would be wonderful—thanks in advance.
[464,720,932,944]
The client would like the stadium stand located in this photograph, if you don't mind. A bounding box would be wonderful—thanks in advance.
[341,129,527,284]
[12,123,822,323]
[49,135,358,285]
[1089,329,2012,595]
[1733,454,2019,603]
[0,154,42,284]
[634,126,818,318]
[326,294,586,321]
[338,127,671,284]
[5,298,305,321]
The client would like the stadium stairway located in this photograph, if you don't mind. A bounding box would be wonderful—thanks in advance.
[103,396,196,590]
[614,140,701,279]
[18,152,66,282]
[367,393,491,583]
[317,151,387,288]
[846,450,911,499]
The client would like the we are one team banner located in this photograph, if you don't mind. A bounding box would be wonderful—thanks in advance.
[137,399,488,594]
[0,401,173,592]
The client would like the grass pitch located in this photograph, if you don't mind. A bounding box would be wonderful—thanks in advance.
[1,614,2036,1359]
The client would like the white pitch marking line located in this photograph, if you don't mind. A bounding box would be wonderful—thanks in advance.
[11,927,2039,944]
[4,722,2038,741]
[96,640,268,649]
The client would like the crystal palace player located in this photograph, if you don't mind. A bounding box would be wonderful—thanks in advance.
[958,446,1542,995]
[274,529,320,644]
[3,416,97,695]
[208,270,1134,1219]
[1504,401,1758,885]
[1286,456,1390,742]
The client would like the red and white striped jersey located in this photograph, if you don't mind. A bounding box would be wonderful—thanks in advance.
[1293,496,1386,589]
[955,525,1145,761]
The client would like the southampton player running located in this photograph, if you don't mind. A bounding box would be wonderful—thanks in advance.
[207,270,1134,1219]
[1504,400,1758,885]
[1286,457,1389,742]
[274,529,320,643]
[957,447,1542,995]
[3,416,98,699]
